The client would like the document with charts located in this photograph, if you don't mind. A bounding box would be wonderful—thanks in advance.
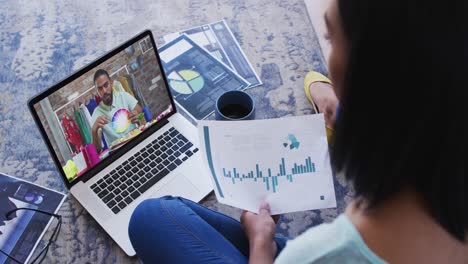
[0,173,65,264]
[158,34,250,121]
[161,20,262,88]
[198,114,336,214]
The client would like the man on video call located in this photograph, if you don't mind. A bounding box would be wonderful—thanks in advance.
[91,69,142,153]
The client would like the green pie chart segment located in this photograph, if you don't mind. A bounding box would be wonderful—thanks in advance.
[169,80,192,94]
[179,70,199,81]
[168,70,205,95]
[188,76,204,93]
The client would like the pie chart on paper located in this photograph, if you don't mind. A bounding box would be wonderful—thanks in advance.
[168,69,205,95]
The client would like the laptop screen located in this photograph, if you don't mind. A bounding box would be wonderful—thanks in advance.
[32,32,174,184]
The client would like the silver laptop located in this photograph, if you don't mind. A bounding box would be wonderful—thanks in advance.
[28,30,213,256]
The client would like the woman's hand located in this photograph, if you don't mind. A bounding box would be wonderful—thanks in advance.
[241,202,278,264]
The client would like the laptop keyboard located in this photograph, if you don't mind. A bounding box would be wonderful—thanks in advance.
[90,127,199,214]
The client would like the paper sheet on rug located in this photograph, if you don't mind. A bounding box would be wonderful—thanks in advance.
[160,20,262,88]
[0,172,66,264]
[198,114,336,215]
[158,34,250,121]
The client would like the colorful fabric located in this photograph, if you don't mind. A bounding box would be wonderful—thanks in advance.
[117,75,136,97]
[112,80,125,93]
[63,159,78,180]
[74,108,91,145]
[95,94,101,105]
[80,104,93,144]
[86,98,98,115]
[61,115,82,152]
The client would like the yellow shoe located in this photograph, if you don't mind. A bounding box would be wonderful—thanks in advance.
[304,71,334,142]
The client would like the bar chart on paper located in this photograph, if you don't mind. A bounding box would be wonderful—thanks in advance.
[199,115,337,214]
[222,156,316,193]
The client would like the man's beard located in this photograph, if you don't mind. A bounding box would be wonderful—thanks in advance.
[103,92,112,106]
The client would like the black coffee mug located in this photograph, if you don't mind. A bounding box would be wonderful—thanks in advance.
[215,91,255,120]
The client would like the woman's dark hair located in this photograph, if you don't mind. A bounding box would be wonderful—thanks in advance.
[332,0,466,241]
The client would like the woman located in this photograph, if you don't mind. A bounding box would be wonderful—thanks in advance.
[128,0,467,262]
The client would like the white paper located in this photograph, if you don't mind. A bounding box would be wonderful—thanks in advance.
[159,38,193,63]
[198,114,336,214]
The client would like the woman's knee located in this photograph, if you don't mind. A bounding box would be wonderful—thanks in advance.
[128,196,178,238]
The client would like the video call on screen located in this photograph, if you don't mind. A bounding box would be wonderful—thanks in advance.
[34,35,173,183]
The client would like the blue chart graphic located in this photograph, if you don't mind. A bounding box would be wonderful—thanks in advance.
[284,134,300,150]
[203,126,317,195]
[222,157,316,193]
[204,126,225,197]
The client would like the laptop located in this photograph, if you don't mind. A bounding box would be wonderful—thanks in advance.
[28,30,213,256]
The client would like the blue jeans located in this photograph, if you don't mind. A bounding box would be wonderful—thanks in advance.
[128,196,288,263]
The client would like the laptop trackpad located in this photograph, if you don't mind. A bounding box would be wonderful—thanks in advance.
[151,174,201,199]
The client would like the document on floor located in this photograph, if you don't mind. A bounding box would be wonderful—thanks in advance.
[0,172,66,264]
[160,20,262,88]
[158,34,250,121]
[198,114,336,215]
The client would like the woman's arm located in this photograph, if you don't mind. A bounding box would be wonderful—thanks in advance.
[241,202,277,264]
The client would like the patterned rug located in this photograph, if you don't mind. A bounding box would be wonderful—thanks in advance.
[0,0,352,262]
